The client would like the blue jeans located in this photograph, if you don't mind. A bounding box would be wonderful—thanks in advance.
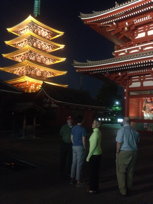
[71,146,85,181]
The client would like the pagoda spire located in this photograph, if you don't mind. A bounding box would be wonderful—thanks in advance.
[34,0,41,17]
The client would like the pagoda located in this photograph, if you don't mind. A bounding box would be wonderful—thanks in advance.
[0,15,67,92]
[73,0,153,130]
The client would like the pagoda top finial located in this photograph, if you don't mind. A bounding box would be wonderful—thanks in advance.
[34,0,41,17]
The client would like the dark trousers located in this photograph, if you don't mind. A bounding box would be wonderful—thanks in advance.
[88,155,101,191]
[60,142,72,178]
[116,151,137,194]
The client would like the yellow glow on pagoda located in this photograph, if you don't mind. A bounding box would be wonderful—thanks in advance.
[2,46,66,65]
[6,76,67,93]
[0,60,67,79]
[1,15,67,92]
[7,15,64,40]
[5,32,65,52]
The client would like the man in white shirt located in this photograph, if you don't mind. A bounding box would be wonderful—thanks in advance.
[116,117,139,196]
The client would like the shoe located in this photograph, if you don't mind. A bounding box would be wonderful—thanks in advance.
[70,178,76,185]
[88,190,98,194]
[76,181,84,187]
[118,192,128,197]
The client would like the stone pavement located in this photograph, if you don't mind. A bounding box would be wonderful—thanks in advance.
[0,125,153,204]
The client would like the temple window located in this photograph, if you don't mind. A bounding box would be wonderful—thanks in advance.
[148,30,153,36]
[135,32,146,39]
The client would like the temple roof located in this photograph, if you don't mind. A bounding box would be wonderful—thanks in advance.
[74,50,153,73]
[5,32,65,52]
[2,46,66,65]
[0,80,21,94]
[6,76,67,87]
[6,75,44,84]
[7,15,64,40]
[6,76,68,93]
[80,0,152,23]
[40,83,101,108]
[0,60,67,79]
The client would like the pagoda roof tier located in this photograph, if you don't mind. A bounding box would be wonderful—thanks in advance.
[5,32,65,53]
[7,15,64,40]
[80,0,152,22]
[2,46,66,65]
[79,0,153,46]
[0,60,67,80]
[74,50,153,73]
[6,76,67,93]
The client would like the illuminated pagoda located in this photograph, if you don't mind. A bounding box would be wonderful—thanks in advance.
[0,14,67,92]
[74,0,153,130]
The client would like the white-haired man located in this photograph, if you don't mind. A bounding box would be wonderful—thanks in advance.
[116,117,139,196]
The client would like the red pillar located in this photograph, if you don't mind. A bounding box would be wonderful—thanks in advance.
[124,86,129,117]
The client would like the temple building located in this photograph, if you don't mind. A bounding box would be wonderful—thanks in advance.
[0,15,67,92]
[74,0,153,131]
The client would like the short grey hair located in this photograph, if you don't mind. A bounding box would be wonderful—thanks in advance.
[123,117,130,124]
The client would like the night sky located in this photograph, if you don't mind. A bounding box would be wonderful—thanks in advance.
[0,0,125,97]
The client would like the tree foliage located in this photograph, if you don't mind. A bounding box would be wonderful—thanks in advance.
[96,81,123,107]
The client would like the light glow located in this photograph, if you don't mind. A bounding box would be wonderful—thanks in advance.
[117,118,123,123]
[5,32,65,52]
[7,15,64,40]
[2,15,67,92]
[3,46,66,65]
[0,60,67,79]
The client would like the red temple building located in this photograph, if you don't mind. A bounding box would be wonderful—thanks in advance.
[74,0,153,131]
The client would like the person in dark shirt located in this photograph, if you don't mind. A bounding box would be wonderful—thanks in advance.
[70,116,86,186]
[60,116,73,179]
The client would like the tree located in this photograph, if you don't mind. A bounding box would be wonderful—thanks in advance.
[96,81,123,107]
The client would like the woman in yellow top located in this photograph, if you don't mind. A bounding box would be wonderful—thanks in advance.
[86,119,102,194]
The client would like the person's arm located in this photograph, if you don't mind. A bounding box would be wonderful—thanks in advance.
[116,128,123,153]
[71,134,73,144]
[82,136,86,149]
[116,142,121,153]
[86,133,98,162]
[59,126,63,137]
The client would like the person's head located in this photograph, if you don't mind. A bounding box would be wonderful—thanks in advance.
[123,117,130,125]
[92,119,101,129]
[66,116,73,126]
[130,121,136,128]
[75,115,83,124]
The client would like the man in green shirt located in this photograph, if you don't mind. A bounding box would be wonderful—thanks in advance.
[60,116,73,179]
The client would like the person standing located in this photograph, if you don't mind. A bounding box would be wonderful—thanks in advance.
[86,119,102,194]
[60,116,73,179]
[70,116,86,186]
[116,117,139,196]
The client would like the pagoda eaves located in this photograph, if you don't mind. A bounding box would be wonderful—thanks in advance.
[7,15,64,40]
[5,32,65,53]
[74,50,153,73]
[2,46,66,65]
[0,60,67,80]
[80,0,153,51]
[80,0,152,21]
[6,76,67,93]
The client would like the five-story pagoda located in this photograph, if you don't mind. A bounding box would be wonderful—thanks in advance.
[0,13,67,92]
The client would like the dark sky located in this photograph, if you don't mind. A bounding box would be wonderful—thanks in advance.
[0,0,125,97]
